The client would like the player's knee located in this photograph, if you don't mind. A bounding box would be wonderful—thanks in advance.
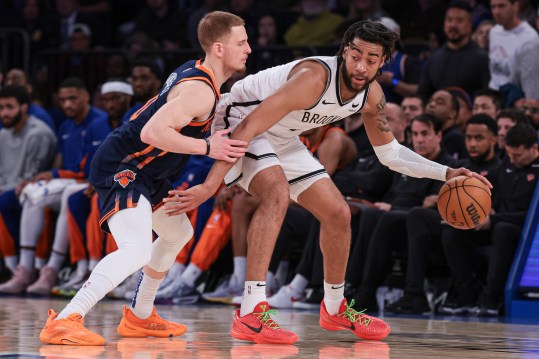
[120,239,153,267]
[333,200,351,227]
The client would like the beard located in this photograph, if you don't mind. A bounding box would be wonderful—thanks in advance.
[446,33,466,44]
[340,60,376,94]
[469,149,491,164]
[2,109,23,129]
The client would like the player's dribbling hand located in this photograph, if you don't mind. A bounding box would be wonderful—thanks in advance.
[208,129,248,162]
[446,167,493,192]
[163,185,211,216]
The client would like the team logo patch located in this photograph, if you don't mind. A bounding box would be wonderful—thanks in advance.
[161,72,178,95]
[528,174,535,182]
[114,169,136,188]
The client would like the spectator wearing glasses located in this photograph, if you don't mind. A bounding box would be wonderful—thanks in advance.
[514,98,539,130]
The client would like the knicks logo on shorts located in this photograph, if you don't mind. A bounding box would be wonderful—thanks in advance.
[114,169,136,188]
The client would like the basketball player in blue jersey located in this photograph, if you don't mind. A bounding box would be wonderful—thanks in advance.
[39,11,250,346]
[166,20,493,344]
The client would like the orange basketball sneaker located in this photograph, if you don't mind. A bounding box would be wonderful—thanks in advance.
[319,299,391,340]
[39,309,105,346]
[117,305,187,338]
[230,302,299,344]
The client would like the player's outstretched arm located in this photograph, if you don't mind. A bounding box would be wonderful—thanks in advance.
[163,61,330,215]
[140,80,247,161]
[362,82,492,188]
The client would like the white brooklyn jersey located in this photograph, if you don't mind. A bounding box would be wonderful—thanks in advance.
[214,56,370,138]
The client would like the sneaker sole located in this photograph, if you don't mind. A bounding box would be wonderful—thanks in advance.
[319,318,390,341]
[117,321,187,338]
[230,328,298,344]
[39,333,105,346]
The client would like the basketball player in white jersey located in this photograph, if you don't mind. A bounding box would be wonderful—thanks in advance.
[164,20,492,344]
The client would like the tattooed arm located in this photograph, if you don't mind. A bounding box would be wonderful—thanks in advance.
[362,82,492,187]
[360,81,395,146]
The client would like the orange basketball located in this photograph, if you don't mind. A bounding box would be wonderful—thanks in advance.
[437,175,491,230]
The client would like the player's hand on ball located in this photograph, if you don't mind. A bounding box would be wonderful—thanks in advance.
[208,129,247,162]
[164,185,212,216]
[446,167,492,192]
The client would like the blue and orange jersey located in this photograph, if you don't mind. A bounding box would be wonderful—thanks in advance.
[52,106,107,179]
[89,59,220,184]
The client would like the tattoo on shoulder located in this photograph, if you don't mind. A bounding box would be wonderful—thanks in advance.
[375,95,391,132]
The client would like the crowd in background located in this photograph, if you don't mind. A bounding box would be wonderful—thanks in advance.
[0,0,539,318]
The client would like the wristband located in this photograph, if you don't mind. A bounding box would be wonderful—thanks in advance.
[391,77,399,88]
[204,138,211,156]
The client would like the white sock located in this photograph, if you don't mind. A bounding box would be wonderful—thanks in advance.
[89,259,99,271]
[323,281,345,315]
[131,271,163,319]
[20,248,34,271]
[48,251,66,271]
[180,264,202,287]
[76,259,89,276]
[290,274,309,294]
[240,281,267,316]
[4,256,17,273]
[232,256,246,284]
[35,257,46,270]
[168,262,185,277]
[57,273,114,319]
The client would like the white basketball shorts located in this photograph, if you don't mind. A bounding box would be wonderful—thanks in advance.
[213,95,329,202]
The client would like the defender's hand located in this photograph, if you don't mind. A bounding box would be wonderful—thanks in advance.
[163,185,213,216]
[207,129,248,162]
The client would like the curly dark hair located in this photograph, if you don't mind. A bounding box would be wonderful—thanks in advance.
[337,20,399,66]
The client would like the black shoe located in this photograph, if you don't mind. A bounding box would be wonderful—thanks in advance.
[477,291,502,317]
[438,291,478,315]
[386,292,431,315]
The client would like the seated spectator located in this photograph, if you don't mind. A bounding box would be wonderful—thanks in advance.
[440,123,539,316]
[134,0,189,49]
[284,0,343,46]
[514,97,539,130]
[27,80,133,295]
[401,96,425,127]
[0,86,56,274]
[3,68,55,131]
[425,89,467,159]
[496,109,530,158]
[376,17,421,105]
[253,13,291,71]
[68,23,92,50]
[472,19,494,50]
[0,78,107,295]
[445,86,473,132]
[124,58,163,123]
[472,88,503,120]
[387,114,501,314]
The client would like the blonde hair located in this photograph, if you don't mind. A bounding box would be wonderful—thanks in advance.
[198,11,245,52]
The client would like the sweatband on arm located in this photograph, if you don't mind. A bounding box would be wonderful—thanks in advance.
[373,139,448,182]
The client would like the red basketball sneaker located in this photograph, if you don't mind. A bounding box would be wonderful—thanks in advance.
[230,302,299,344]
[319,299,390,340]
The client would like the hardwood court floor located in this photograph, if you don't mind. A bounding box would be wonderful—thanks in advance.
[1,297,538,358]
